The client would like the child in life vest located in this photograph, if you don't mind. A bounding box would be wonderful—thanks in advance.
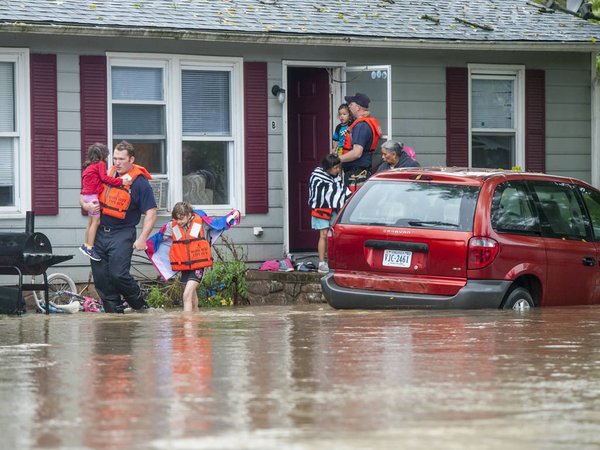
[79,143,131,261]
[331,103,353,156]
[308,154,350,273]
[164,202,212,312]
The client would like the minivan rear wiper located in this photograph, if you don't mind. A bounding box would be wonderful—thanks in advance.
[408,220,459,228]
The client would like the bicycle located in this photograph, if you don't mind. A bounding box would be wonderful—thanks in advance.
[32,271,93,314]
[32,255,161,313]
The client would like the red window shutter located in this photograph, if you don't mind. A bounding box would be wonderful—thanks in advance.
[446,67,469,167]
[525,70,545,172]
[244,62,269,214]
[30,54,58,215]
[80,56,107,164]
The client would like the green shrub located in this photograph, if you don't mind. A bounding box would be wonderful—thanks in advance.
[143,281,182,308]
[198,236,248,307]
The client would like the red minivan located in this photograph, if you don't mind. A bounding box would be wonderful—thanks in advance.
[321,168,600,309]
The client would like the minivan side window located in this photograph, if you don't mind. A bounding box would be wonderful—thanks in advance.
[578,186,600,241]
[491,181,539,234]
[529,182,590,240]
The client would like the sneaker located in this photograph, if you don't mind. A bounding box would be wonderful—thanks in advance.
[80,244,101,262]
[278,258,294,272]
[296,262,309,272]
[133,302,150,313]
[318,261,330,274]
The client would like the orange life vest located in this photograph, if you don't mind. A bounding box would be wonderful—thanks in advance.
[169,213,213,271]
[342,117,383,154]
[99,164,152,219]
[311,208,333,220]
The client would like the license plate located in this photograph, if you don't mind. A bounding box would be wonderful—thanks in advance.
[382,249,412,268]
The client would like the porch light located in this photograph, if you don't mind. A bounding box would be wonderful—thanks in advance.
[271,85,286,104]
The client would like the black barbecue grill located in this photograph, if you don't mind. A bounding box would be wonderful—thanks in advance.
[0,212,73,314]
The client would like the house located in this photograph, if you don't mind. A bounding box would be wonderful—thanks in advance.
[0,0,599,281]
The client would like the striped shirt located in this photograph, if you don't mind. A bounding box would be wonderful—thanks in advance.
[308,167,349,210]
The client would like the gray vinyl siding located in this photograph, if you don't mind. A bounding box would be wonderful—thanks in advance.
[0,33,595,282]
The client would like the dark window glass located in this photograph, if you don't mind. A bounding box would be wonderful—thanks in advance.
[491,181,539,234]
[530,182,590,240]
[578,186,600,241]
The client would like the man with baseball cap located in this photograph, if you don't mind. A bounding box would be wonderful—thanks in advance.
[338,92,382,189]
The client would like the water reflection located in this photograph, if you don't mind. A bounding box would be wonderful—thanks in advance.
[0,307,599,449]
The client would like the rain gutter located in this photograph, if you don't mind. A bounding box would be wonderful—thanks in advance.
[0,22,599,52]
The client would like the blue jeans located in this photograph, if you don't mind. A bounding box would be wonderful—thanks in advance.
[91,227,145,312]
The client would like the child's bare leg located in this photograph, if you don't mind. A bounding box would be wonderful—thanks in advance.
[183,280,200,312]
[85,215,101,247]
[318,228,328,262]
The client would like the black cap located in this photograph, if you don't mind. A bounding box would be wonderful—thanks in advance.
[344,92,370,108]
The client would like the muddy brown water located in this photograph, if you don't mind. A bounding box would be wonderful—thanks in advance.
[0,305,599,449]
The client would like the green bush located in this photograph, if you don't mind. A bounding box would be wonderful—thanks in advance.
[144,281,182,308]
[198,236,248,307]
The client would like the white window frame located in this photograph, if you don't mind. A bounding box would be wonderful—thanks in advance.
[107,53,244,216]
[0,48,30,218]
[343,65,393,140]
[468,64,525,169]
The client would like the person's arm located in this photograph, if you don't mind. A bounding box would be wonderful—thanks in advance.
[339,144,364,163]
[79,194,99,213]
[134,207,157,251]
[331,140,338,155]
[338,122,368,163]
[96,161,125,187]
[331,126,340,154]
[133,179,159,250]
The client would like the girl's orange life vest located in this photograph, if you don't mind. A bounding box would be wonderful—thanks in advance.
[99,165,152,219]
[311,207,333,220]
[169,213,213,271]
[342,117,383,154]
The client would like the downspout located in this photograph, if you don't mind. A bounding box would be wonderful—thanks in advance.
[592,52,600,188]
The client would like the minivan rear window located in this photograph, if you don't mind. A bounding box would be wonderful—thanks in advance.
[339,181,480,231]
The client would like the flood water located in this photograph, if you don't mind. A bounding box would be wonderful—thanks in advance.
[1,305,600,450]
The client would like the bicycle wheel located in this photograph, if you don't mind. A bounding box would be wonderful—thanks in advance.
[43,273,78,306]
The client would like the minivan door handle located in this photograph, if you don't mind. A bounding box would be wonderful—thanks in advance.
[582,257,595,267]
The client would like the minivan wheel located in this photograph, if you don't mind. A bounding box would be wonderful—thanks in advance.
[502,287,534,310]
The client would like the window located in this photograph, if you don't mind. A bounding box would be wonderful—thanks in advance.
[0,49,29,215]
[108,54,243,213]
[491,181,539,234]
[111,64,167,175]
[181,69,231,206]
[530,182,590,240]
[578,186,600,241]
[469,65,524,170]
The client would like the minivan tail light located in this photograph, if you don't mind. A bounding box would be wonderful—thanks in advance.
[327,228,335,266]
[468,237,499,269]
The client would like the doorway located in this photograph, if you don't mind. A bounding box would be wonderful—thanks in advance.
[287,67,331,252]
